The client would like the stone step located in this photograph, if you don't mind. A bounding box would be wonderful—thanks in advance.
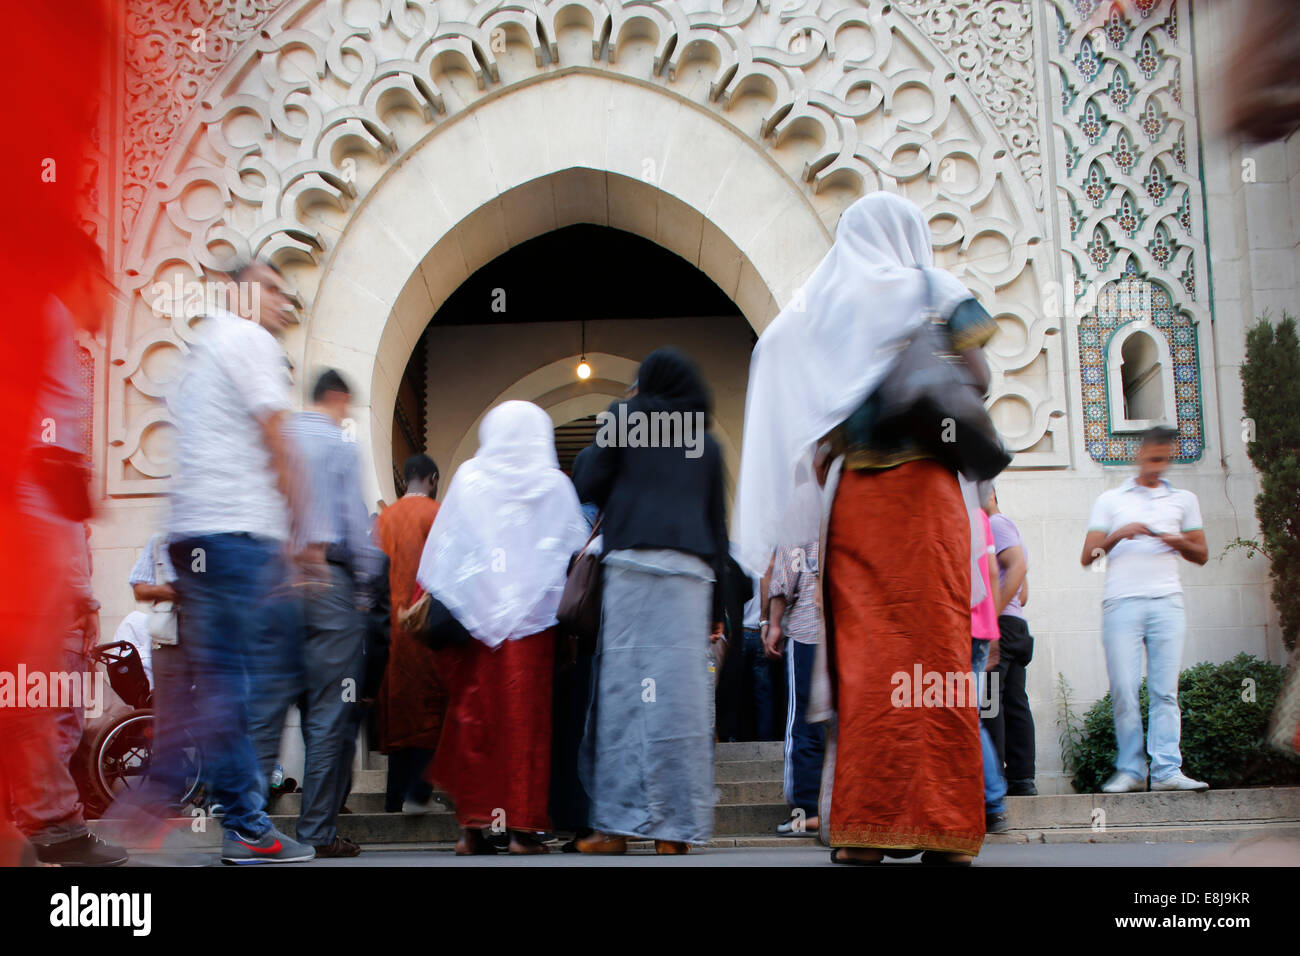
[1004,787,1300,830]
[716,780,785,804]
[110,801,799,849]
[289,782,1300,826]
[715,760,784,782]
[348,760,786,788]
[105,779,1299,850]
[100,819,1300,853]
[715,741,784,762]
[987,821,1300,846]
[274,779,787,813]
[350,769,387,793]
[357,740,782,771]
[274,791,443,814]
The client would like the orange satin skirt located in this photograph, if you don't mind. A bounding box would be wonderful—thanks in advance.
[825,460,984,855]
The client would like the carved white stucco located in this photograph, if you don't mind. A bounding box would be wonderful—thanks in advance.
[107,0,1064,500]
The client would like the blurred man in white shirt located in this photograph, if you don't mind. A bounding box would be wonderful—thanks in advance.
[1081,426,1209,794]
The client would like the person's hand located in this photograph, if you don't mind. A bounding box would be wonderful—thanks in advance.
[986,640,1000,671]
[763,620,784,660]
[78,609,100,655]
[709,622,724,643]
[1114,522,1150,541]
[155,583,179,603]
[294,543,330,593]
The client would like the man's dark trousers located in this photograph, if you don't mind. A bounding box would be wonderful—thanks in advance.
[252,562,365,847]
[982,615,1036,785]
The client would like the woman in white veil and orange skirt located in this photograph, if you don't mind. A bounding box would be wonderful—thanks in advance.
[737,194,999,865]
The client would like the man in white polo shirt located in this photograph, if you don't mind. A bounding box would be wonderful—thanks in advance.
[166,258,315,864]
[1080,426,1209,793]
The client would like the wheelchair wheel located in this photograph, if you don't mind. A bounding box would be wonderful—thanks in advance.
[88,709,204,814]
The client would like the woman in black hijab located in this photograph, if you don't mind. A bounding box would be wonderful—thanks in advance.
[571,348,729,854]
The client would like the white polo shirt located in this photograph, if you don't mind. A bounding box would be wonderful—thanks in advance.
[1088,476,1203,602]
[167,309,292,542]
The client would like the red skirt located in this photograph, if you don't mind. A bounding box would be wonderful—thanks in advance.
[826,461,984,855]
[431,628,556,832]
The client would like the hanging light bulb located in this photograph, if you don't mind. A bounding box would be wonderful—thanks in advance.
[576,319,591,380]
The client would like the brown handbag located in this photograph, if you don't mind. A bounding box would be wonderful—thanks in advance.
[556,518,603,655]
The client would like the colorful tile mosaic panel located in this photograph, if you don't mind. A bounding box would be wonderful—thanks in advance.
[1048,0,1208,465]
[1079,272,1202,464]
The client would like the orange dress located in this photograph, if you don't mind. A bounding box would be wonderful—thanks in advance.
[372,495,446,752]
[824,459,984,854]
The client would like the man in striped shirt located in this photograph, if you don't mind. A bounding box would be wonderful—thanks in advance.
[250,369,384,858]
[764,448,830,836]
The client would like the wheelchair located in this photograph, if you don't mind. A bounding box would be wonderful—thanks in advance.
[71,640,205,819]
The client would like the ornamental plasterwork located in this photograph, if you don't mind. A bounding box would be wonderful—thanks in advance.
[122,0,284,239]
[1044,0,1206,464]
[893,0,1042,207]
[108,0,1064,495]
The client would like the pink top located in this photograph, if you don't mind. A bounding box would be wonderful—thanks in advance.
[971,509,999,641]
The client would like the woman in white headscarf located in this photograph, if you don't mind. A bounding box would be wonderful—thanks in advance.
[414,400,589,855]
[736,193,999,865]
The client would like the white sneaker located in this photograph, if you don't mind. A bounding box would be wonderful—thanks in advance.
[402,798,437,815]
[1151,772,1209,792]
[1101,771,1147,793]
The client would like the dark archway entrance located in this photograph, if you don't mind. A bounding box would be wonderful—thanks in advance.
[392,224,753,493]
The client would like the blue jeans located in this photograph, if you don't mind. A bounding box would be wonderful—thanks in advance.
[1102,594,1186,782]
[970,639,1006,815]
[169,534,281,839]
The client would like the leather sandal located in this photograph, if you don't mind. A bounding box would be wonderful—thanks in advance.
[654,840,689,855]
[575,832,628,855]
[508,831,550,855]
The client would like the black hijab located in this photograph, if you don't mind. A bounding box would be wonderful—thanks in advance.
[633,347,712,424]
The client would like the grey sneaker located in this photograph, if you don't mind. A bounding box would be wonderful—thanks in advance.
[1101,771,1147,793]
[221,827,316,865]
[1151,772,1209,792]
[34,833,128,867]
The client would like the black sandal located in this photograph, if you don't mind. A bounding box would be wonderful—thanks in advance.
[920,850,973,866]
[830,848,884,866]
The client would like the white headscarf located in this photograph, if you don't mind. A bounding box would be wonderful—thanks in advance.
[735,193,972,577]
[777,459,823,556]
[415,400,589,648]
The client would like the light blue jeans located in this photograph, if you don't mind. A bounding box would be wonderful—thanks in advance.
[1101,594,1186,782]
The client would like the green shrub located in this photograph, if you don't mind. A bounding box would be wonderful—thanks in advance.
[1062,653,1300,792]
[1239,313,1300,652]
